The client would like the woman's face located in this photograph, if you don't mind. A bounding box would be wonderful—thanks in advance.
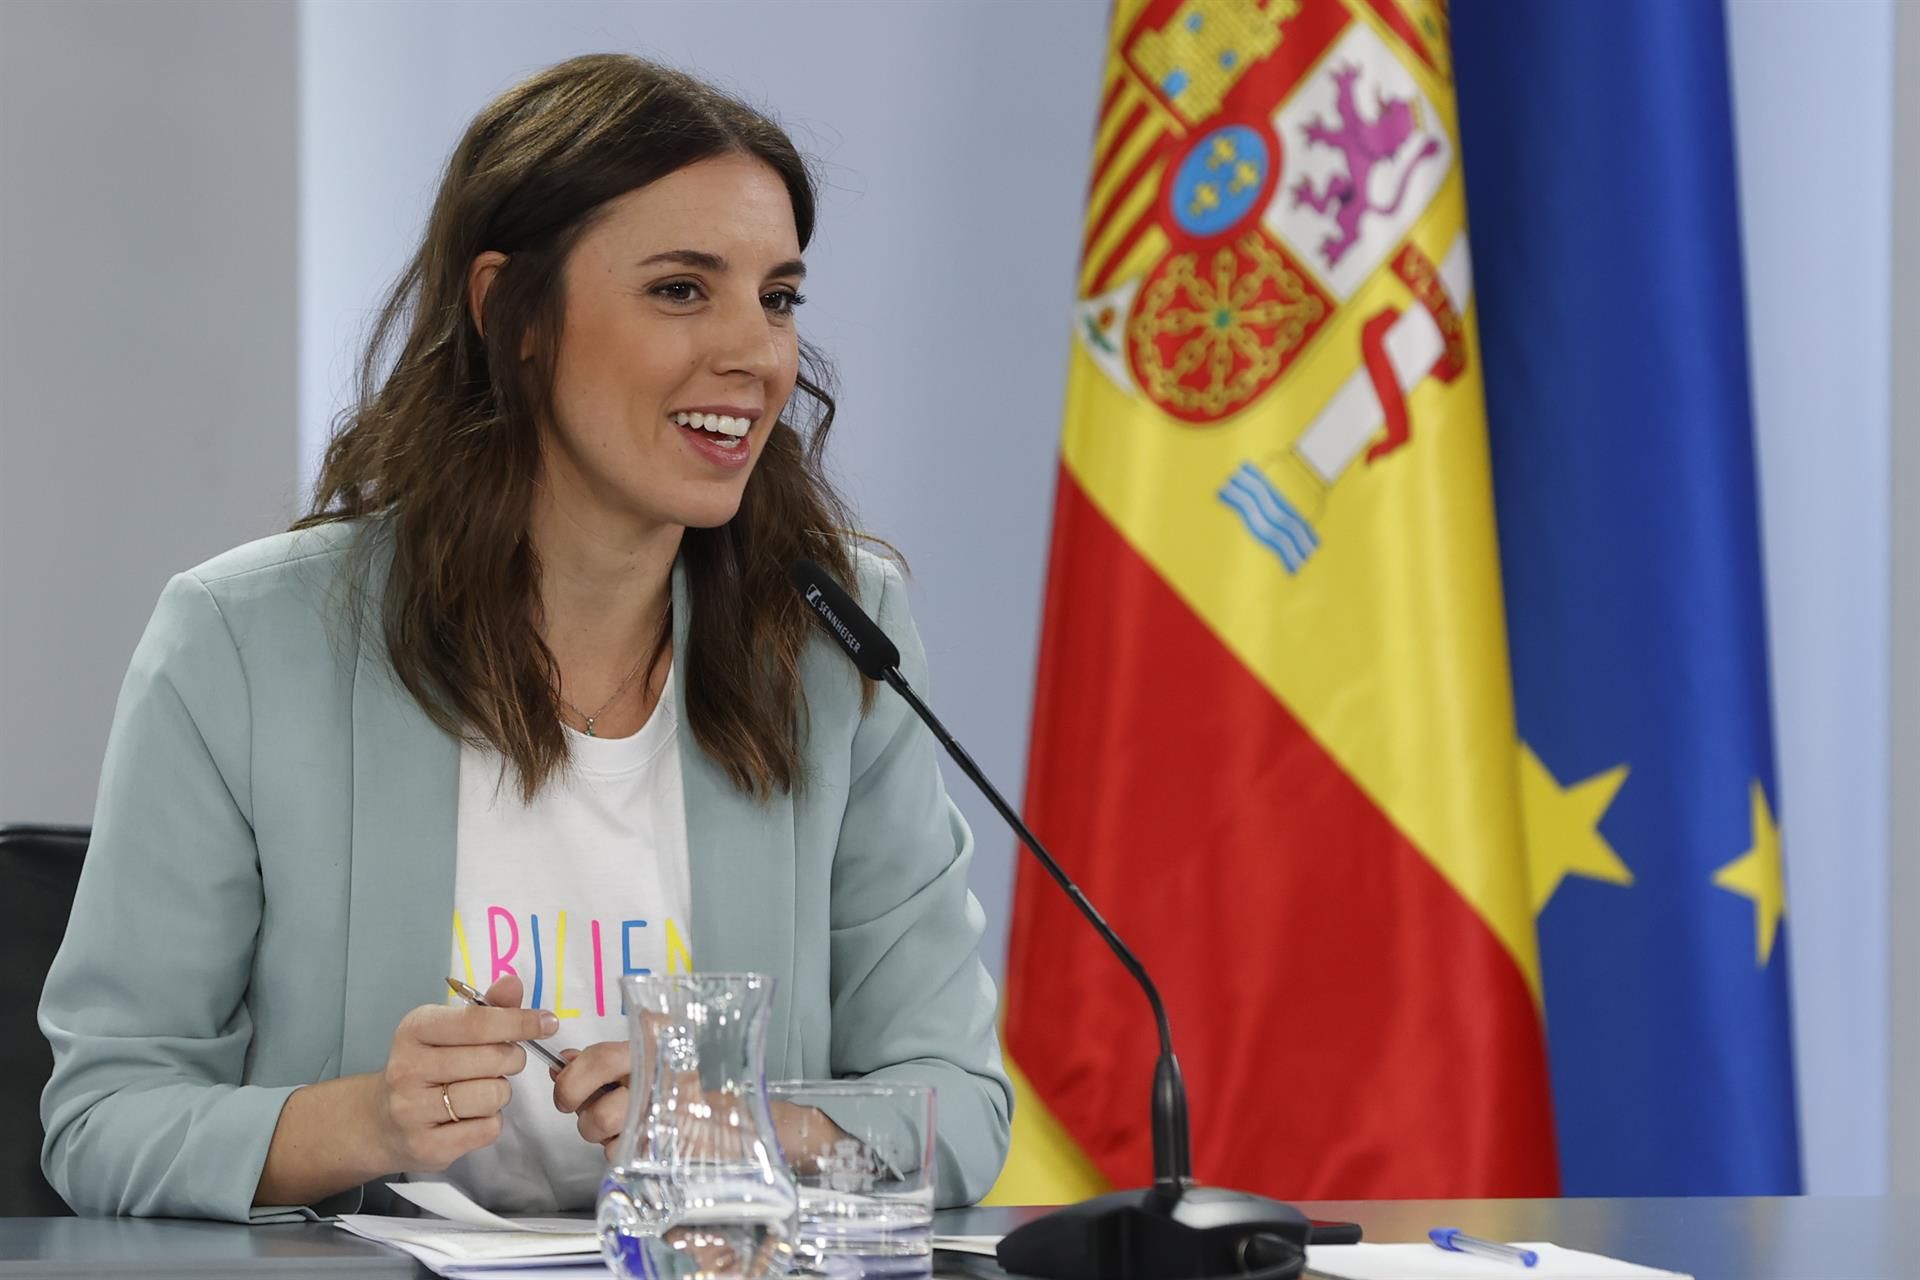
[539,153,805,536]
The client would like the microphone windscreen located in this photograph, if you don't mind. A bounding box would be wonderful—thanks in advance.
[788,559,901,679]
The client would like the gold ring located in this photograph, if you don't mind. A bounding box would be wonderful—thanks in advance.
[441,1084,461,1124]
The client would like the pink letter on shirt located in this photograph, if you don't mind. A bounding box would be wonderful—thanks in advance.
[591,918,606,1017]
[488,906,520,983]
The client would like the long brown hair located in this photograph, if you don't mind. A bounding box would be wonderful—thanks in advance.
[297,54,866,802]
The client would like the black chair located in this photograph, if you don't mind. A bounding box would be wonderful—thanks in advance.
[1,824,87,1216]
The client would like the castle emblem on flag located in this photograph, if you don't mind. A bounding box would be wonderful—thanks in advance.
[1130,0,1298,127]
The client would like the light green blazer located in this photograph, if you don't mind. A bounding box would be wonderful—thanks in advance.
[38,521,1010,1222]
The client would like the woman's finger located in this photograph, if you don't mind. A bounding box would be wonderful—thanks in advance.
[483,972,525,1009]
[435,1076,514,1124]
[408,1001,556,1048]
[549,1045,580,1083]
[552,1041,628,1114]
[407,1040,526,1085]
[416,1115,505,1172]
[576,1084,630,1145]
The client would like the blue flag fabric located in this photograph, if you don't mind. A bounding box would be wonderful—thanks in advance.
[1452,0,1801,1194]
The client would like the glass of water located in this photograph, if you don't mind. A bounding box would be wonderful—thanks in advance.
[766,1080,936,1278]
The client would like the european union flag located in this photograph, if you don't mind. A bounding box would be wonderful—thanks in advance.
[1453,0,1802,1194]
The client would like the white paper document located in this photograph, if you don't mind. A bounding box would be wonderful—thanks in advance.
[931,1234,1003,1256]
[334,1180,603,1277]
[1306,1242,1691,1280]
[388,1180,599,1235]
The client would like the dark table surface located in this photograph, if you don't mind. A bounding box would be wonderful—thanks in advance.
[1,1197,1907,1277]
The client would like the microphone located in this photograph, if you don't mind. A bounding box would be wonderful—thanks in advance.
[791,564,899,679]
[788,559,1320,1280]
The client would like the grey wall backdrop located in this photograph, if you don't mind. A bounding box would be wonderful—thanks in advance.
[1727,0,1892,1195]
[0,0,300,823]
[1888,0,1920,1197]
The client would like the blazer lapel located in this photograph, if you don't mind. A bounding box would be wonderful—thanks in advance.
[674,559,800,1075]
[341,552,460,1077]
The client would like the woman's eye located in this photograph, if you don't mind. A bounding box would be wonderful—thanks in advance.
[653,281,702,303]
[764,290,806,317]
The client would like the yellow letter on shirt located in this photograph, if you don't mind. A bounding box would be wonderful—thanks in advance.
[552,910,582,1019]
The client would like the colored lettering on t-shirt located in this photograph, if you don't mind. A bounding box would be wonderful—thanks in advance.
[452,909,476,989]
[488,905,519,984]
[450,906,691,1016]
[666,917,692,975]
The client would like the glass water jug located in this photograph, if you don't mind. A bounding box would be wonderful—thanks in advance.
[597,972,799,1279]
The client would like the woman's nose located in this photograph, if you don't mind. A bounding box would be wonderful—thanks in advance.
[709,293,782,380]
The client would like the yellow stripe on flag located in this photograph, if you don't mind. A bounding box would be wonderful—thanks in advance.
[982,1053,1111,1207]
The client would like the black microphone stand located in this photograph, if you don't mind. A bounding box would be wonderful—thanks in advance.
[880,667,1315,1280]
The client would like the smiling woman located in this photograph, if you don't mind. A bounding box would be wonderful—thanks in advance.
[37,54,1010,1221]
[490,159,809,532]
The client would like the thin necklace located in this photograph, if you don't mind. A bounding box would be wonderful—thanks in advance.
[558,648,652,738]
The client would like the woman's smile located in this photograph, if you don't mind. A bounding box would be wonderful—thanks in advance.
[668,405,759,469]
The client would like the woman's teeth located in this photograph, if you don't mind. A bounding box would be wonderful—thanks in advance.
[670,411,750,443]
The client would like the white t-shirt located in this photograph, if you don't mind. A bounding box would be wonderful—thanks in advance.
[438,677,693,1212]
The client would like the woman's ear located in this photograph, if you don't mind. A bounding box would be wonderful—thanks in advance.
[467,250,509,339]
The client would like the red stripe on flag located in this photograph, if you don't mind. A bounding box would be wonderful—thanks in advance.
[1004,469,1560,1200]
[1087,100,1150,200]
[1087,214,1157,296]
[1082,129,1168,264]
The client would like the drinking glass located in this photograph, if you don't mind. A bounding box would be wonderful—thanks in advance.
[766,1080,936,1278]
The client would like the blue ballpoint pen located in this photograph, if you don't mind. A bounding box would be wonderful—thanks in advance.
[1429,1228,1540,1268]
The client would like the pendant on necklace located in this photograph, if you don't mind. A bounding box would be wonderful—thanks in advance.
[583,717,597,737]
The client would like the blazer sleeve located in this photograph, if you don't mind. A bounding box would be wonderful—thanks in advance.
[824,557,1013,1206]
[38,572,313,1221]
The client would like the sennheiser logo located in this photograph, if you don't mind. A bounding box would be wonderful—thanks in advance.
[804,584,861,654]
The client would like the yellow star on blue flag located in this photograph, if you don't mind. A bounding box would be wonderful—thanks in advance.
[1711,781,1785,966]
[1519,743,1632,914]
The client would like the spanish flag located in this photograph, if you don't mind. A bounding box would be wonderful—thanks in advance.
[992,0,1558,1202]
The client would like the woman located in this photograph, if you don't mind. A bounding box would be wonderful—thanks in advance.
[38,53,1010,1221]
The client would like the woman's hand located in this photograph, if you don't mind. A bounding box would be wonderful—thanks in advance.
[550,1041,630,1158]
[371,973,556,1172]
[550,1044,851,1168]
[254,974,557,1207]
[770,1101,856,1173]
